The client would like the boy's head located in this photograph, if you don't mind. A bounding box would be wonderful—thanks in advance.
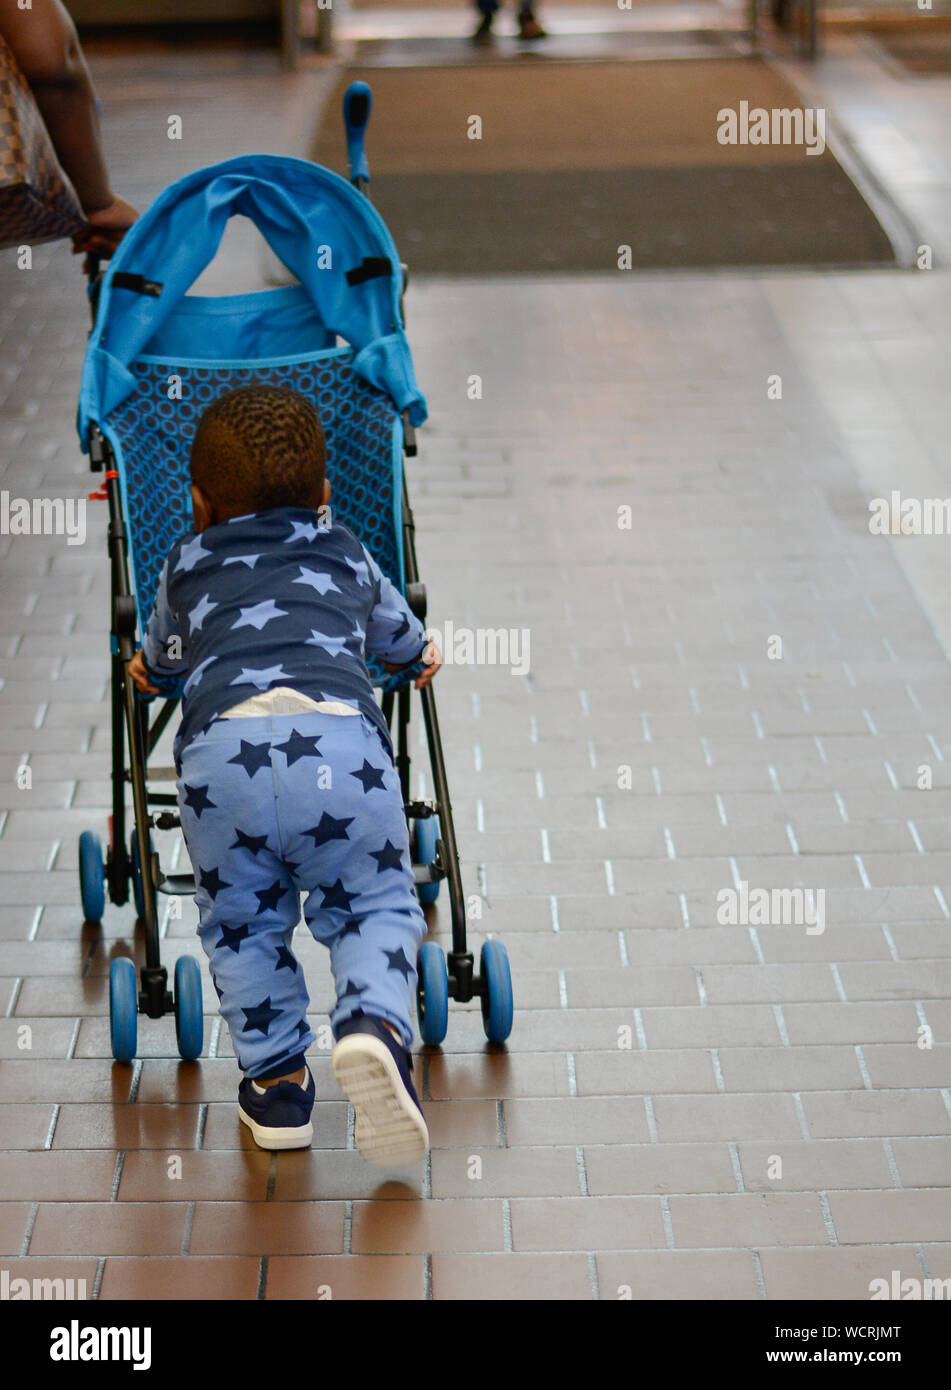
[189,385,329,528]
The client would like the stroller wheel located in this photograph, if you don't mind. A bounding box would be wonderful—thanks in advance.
[480,939,513,1044]
[413,815,441,905]
[416,941,449,1046]
[78,830,106,922]
[109,957,138,1062]
[174,956,203,1061]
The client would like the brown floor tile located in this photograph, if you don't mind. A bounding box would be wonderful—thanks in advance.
[430,1007,652,1054]
[432,1252,592,1299]
[698,963,841,1005]
[652,1093,803,1143]
[0,1018,77,1057]
[426,1052,570,1100]
[717,1044,865,1092]
[573,1049,718,1095]
[861,1044,951,1090]
[0,1258,97,1299]
[737,1139,895,1192]
[0,1150,115,1201]
[0,943,95,977]
[510,1196,667,1252]
[199,1102,266,1151]
[14,978,108,1017]
[0,1103,55,1149]
[0,1059,131,1103]
[134,1058,278,1104]
[827,1190,951,1244]
[583,1143,738,1196]
[29,1202,188,1255]
[562,966,701,1008]
[267,1255,425,1300]
[920,1244,951,1279]
[351,1199,504,1254]
[801,1089,951,1139]
[759,1245,923,1300]
[503,1097,650,1146]
[501,931,628,969]
[668,1193,830,1249]
[188,1201,345,1256]
[426,1098,500,1148]
[0,1203,31,1256]
[620,926,758,967]
[782,1002,922,1045]
[271,1151,423,1202]
[639,1004,782,1049]
[99,1256,260,1301]
[53,1103,199,1150]
[431,1146,580,1198]
[597,1249,760,1299]
[118,1150,271,1202]
[889,1138,951,1188]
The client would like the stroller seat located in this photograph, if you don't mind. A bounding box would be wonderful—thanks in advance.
[108,346,404,685]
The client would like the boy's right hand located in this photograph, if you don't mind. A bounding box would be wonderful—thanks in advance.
[128,649,159,696]
[414,641,442,690]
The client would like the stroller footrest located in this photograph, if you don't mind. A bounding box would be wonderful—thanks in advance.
[158,873,195,895]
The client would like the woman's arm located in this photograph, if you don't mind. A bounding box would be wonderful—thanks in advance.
[0,0,135,249]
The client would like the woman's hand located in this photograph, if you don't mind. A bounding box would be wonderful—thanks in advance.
[72,193,138,259]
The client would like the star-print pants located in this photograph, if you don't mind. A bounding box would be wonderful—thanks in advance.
[176,710,427,1079]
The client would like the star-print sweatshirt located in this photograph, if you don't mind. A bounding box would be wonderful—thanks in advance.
[140,507,427,765]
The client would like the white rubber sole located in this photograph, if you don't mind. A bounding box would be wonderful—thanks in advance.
[238,1105,314,1150]
[332,1034,430,1167]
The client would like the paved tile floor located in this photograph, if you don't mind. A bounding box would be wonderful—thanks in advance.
[0,31,949,1300]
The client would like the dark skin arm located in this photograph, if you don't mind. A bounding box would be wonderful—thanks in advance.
[0,0,136,253]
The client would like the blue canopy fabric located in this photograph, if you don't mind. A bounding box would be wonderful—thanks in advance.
[77,154,427,445]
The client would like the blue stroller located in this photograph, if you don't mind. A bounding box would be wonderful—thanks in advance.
[75,84,513,1062]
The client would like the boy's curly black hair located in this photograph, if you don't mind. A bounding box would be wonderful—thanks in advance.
[190,384,326,517]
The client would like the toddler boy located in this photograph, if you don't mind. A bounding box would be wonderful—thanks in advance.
[129,384,439,1164]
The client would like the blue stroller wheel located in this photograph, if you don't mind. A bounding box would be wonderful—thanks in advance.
[414,815,441,905]
[109,957,138,1062]
[78,830,105,922]
[480,939,513,1044]
[416,941,449,1046]
[174,956,203,1061]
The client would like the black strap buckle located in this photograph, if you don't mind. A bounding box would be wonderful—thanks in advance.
[346,256,392,287]
[112,272,163,297]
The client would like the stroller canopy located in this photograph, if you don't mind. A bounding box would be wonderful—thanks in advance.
[77,154,427,445]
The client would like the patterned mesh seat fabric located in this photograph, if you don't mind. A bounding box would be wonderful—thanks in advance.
[105,348,401,685]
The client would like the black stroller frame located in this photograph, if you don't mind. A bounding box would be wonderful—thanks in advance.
[79,84,513,1057]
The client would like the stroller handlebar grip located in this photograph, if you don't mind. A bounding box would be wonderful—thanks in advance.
[343,81,372,186]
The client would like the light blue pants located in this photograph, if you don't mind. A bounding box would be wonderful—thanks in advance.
[176,710,426,1078]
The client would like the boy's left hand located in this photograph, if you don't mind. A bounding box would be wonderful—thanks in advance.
[128,648,159,695]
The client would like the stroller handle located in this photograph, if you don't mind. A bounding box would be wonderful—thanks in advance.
[343,81,372,189]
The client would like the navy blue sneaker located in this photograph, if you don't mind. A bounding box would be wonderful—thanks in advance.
[332,1016,429,1166]
[238,1065,315,1150]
